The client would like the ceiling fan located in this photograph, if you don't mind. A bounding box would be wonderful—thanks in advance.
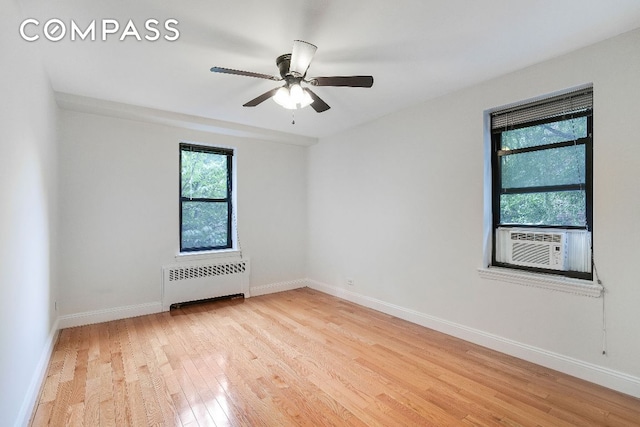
[210,40,374,113]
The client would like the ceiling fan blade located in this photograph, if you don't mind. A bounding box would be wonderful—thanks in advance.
[311,76,374,88]
[305,88,330,113]
[289,40,317,77]
[211,67,280,81]
[243,87,280,107]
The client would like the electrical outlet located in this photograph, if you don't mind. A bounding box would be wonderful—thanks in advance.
[346,278,355,286]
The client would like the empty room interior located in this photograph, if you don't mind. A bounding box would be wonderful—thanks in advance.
[3,0,640,425]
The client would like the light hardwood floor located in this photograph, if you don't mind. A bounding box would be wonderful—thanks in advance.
[31,288,640,426]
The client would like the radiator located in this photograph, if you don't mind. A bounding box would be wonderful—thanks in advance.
[162,258,250,310]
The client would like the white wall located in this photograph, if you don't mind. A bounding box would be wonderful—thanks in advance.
[308,28,640,393]
[0,1,59,425]
[57,109,308,317]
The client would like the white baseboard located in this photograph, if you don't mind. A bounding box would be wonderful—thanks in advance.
[17,318,59,427]
[249,278,308,297]
[58,302,163,329]
[57,277,311,329]
[307,279,640,399]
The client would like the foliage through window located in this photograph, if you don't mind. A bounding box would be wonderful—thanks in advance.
[491,88,593,279]
[180,143,233,252]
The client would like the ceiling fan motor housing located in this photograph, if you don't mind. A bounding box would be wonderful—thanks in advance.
[276,54,292,79]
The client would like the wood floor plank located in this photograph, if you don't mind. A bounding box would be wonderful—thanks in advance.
[66,402,85,427]
[83,376,100,426]
[39,371,61,403]
[111,376,130,426]
[31,288,640,426]
[170,389,196,426]
[98,380,117,427]
[46,380,72,427]
[30,402,53,427]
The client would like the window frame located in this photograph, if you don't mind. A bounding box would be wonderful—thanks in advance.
[179,143,234,253]
[490,103,593,280]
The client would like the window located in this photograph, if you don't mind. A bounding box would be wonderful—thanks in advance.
[180,143,233,252]
[490,87,593,279]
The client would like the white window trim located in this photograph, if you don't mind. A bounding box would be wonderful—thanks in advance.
[477,267,602,298]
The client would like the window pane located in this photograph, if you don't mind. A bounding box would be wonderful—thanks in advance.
[501,144,585,189]
[501,117,587,150]
[181,201,228,249]
[181,150,228,199]
[500,191,586,227]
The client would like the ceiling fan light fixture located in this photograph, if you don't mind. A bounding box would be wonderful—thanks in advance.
[290,40,317,77]
[291,84,313,107]
[299,89,313,109]
[273,84,313,110]
[273,87,294,109]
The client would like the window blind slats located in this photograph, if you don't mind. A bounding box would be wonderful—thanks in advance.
[491,88,593,130]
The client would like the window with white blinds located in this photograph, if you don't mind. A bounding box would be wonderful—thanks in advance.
[490,87,593,280]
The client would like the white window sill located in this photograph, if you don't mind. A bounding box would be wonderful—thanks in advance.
[175,249,242,262]
[477,267,603,298]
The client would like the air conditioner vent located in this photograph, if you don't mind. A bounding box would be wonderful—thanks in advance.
[511,232,562,243]
[512,242,552,265]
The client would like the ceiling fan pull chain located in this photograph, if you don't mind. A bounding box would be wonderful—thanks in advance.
[292,111,295,125]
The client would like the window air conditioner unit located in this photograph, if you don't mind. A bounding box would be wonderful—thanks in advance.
[507,230,567,271]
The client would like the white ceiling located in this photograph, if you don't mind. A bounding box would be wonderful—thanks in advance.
[18,0,640,139]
